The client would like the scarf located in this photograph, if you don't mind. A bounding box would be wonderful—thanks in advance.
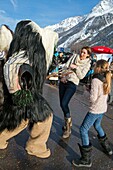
[92,72,106,82]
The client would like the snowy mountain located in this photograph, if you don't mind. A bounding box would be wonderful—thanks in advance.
[47,0,113,51]
[88,0,113,19]
[46,16,84,34]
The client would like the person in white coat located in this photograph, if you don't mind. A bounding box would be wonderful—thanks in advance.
[59,46,92,138]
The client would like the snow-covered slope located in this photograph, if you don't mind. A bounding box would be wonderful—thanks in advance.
[46,16,84,33]
[87,0,113,19]
[47,0,113,50]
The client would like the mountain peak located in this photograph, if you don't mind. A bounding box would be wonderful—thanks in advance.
[87,0,113,19]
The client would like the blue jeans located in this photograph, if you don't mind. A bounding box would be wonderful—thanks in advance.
[80,112,105,146]
[59,81,77,118]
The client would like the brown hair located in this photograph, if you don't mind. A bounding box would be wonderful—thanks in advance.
[94,59,111,94]
[81,46,92,57]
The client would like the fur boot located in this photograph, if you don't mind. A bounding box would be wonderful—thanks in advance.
[98,134,113,155]
[72,143,92,167]
[62,117,72,138]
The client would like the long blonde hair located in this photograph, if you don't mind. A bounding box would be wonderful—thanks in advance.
[94,59,111,95]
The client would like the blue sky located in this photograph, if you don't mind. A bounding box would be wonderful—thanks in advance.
[0,0,100,30]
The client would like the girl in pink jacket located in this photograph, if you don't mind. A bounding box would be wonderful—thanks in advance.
[72,59,113,168]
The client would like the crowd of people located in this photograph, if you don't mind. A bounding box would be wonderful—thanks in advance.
[0,21,113,168]
[47,50,73,85]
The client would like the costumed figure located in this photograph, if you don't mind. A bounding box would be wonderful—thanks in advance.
[0,20,58,158]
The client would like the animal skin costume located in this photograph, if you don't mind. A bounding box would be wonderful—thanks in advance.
[0,20,58,158]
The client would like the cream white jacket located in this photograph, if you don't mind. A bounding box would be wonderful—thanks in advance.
[63,54,91,85]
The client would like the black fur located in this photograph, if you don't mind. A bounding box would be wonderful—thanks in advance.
[0,60,4,107]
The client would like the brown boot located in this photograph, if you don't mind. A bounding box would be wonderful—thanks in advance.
[62,117,72,130]
[62,117,72,138]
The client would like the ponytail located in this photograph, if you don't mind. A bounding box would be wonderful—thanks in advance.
[103,71,111,95]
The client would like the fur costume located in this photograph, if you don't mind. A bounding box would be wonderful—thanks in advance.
[0,24,13,109]
[0,24,13,60]
[0,20,58,158]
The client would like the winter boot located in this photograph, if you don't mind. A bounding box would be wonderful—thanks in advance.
[62,117,72,138]
[98,134,113,155]
[62,117,72,130]
[72,143,92,167]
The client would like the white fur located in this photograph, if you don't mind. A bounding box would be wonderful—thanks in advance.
[0,25,13,52]
[28,21,59,71]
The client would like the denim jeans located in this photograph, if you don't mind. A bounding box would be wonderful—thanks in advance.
[59,81,77,118]
[80,112,105,146]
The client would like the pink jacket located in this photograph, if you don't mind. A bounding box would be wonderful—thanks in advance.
[89,78,108,114]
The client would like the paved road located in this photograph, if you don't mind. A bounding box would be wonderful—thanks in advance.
[0,83,113,170]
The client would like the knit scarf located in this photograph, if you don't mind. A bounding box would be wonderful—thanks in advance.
[92,72,106,82]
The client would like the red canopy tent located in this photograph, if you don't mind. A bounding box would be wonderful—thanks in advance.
[91,46,113,54]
